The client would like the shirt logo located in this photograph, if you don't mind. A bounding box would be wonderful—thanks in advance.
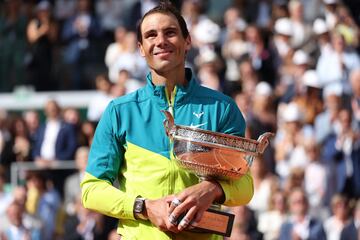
[193,111,204,119]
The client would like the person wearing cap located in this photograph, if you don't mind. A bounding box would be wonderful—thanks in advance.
[312,18,332,58]
[277,49,310,103]
[293,70,324,125]
[81,1,253,239]
[273,18,294,59]
[274,102,308,181]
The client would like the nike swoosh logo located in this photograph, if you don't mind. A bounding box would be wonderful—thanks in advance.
[190,122,207,128]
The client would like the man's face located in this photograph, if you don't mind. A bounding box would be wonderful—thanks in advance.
[138,13,191,74]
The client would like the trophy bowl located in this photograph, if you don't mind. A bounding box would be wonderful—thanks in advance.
[162,110,273,236]
[162,110,273,180]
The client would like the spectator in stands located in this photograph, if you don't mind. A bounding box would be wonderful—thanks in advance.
[312,18,332,59]
[247,81,277,140]
[316,31,360,92]
[238,56,259,95]
[22,110,40,144]
[314,83,343,144]
[225,205,263,240]
[79,120,95,147]
[195,49,223,91]
[324,194,352,240]
[277,49,310,103]
[340,199,360,240]
[245,25,279,87]
[0,201,31,240]
[115,68,144,95]
[108,31,148,83]
[0,0,27,92]
[335,5,359,49]
[95,0,126,41]
[64,195,107,240]
[61,0,102,89]
[293,70,324,126]
[303,137,329,219]
[53,0,76,24]
[288,0,312,51]
[221,8,247,85]
[258,189,288,240]
[322,108,360,198]
[25,171,62,240]
[32,99,77,167]
[0,170,13,231]
[105,25,128,79]
[86,73,113,123]
[283,167,305,196]
[273,17,294,64]
[279,188,326,240]
[350,68,360,127]
[0,109,14,180]
[26,1,58,91]
[248,156,279,214]
[274,102,307,181]
[9,116,31,162]
[247,81,276,172]
[323,0,339,30]
[64,146,89,216]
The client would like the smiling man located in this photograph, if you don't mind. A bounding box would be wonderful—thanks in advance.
[80,1,253,239]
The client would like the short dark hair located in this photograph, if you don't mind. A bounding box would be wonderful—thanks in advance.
[136,0,189,43]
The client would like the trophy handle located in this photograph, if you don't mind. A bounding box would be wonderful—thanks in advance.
[256,132,274,154]
[162,110,175,138]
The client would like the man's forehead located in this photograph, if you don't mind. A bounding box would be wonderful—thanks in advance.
[141,12,180,32]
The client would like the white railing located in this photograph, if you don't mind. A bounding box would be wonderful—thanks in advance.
[10,161,77,187]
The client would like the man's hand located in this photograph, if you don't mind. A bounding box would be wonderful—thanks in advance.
[145,195,181,233]
[167,180,224,231]
[144,181,224,233]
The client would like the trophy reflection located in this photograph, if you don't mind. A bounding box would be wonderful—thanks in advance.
[162,110,273,237]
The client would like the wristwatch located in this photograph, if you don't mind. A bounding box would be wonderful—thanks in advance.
[133,197,148,220]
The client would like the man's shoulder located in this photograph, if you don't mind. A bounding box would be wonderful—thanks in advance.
[194,85,234,104]
[110,87,148,108]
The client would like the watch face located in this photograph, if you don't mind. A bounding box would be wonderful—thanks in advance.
[135,199,144,213]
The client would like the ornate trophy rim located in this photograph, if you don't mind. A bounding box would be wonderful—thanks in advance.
[161,110,274,180]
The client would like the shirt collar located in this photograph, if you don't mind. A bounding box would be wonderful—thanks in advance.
[145,68,198,107]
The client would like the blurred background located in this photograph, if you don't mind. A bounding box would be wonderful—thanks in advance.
[0,0,359,239]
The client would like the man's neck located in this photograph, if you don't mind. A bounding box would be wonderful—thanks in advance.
[151,68,186,95]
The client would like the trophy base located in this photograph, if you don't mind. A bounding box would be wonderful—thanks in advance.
[188,207,234,237]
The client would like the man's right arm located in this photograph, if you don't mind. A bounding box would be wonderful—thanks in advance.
[81,173,138,220]
[81,102,137,220]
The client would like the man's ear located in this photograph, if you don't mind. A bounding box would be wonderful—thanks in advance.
[185,35,192,52]
[138,42,145,57]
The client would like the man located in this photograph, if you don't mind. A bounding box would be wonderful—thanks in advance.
[32,99,78,166]
[279,188,326,240]
[340,199,360,240]
[81,2,253,239]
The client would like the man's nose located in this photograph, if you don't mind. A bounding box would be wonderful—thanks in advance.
[155,33,168,46]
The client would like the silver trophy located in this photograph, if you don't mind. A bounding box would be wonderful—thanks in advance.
[162,110,273,236]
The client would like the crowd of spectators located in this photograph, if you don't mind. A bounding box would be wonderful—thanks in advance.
[0,0,360,239]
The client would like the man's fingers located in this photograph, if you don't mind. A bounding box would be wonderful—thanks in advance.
[168,197,182,216]
[178,207,197,231]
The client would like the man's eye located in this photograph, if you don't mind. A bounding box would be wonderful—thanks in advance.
[145,33,156,39]
[166,31,176,36]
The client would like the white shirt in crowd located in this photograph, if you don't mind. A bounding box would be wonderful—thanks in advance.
[40,120,60,160]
